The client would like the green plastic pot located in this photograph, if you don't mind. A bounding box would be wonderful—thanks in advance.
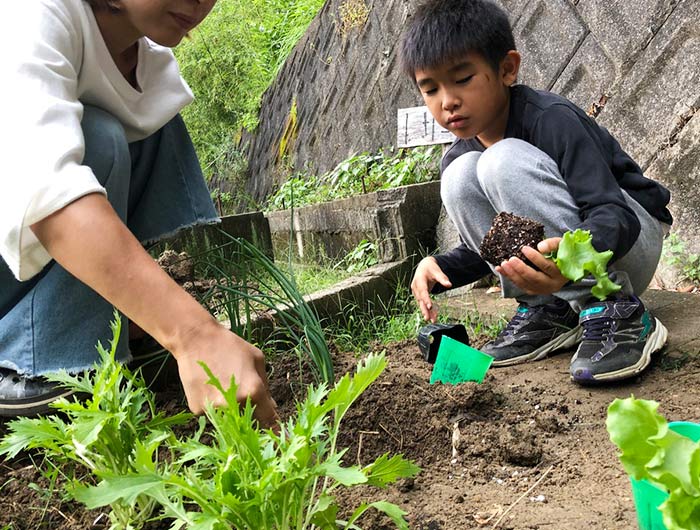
[629,421,700,530]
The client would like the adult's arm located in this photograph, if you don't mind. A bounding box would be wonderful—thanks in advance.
[31,193,278,425]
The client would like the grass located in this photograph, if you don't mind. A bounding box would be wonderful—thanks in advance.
[277,261,353,295]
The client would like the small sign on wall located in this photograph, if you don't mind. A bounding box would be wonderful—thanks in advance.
[397,106,456,148]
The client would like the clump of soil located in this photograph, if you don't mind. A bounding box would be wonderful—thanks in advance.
[479,211,545,265]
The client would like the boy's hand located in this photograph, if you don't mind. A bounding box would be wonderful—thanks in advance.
[411,257,452,323]
[495,237,568,295]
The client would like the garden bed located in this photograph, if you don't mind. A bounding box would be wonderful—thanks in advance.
[2,337,700,529]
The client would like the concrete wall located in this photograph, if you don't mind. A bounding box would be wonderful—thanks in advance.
[243,0,700,270]
[265,181,442,265]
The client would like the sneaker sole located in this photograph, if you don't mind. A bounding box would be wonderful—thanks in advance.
[491,325,583,367]
[571,318,668,383]
[0,388,75,417]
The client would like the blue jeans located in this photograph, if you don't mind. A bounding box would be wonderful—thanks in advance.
[0,106,219,376]
[440,138,668,311]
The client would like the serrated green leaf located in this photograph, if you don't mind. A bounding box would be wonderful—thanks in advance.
[364,453,421,488]
[73,474,163,508]
[310,493,339,529]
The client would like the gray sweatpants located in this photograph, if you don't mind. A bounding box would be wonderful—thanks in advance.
[440,138,667,311]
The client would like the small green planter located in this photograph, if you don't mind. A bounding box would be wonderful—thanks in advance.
[429,336,494,384]
[629,421,700,529]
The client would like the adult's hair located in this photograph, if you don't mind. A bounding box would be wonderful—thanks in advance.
[400,0,515,79]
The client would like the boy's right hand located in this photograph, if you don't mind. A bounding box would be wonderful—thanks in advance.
[410,257,452,323]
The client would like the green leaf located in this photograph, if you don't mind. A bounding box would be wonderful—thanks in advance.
[345,501,410,530]
[309,493,339,529]
[553,229,622,301]
[364,453,421,488]
[606,397,668,478]
[74,474,163,508]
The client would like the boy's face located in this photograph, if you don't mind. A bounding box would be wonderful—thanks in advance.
[414,51,520,147]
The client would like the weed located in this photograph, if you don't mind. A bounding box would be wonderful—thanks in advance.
[662,233,700,284]
[337,239,379,274]
[338,0,371,37]
[265,146,441,212]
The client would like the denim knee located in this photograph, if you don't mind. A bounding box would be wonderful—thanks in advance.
[81,105,131,219]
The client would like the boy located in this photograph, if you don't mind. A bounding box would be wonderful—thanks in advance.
[402,0,672,383]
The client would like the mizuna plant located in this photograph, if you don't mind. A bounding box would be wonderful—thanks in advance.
[0,316,191,530]
[607,396,700,530]
[1,317,418,530]
[550,229,622,301]
[74,352,419,529]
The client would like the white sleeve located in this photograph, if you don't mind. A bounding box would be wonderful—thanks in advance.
[1,2,107,281]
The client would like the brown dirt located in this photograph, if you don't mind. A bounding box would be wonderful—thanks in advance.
[2,340,700,529]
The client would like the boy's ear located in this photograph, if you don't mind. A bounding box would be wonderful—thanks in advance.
[500,50,521,86]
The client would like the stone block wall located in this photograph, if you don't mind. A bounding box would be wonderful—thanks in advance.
[244,0,700,262]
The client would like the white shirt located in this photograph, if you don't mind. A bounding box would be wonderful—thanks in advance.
[1,0,194,280]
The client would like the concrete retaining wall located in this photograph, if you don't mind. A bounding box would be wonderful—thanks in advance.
[265,181,442,265]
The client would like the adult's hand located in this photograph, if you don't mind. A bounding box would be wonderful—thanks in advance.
[174,320,279,427]
[495,237,568,296]
[410,257,452,322]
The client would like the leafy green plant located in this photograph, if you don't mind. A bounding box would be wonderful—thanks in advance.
[265,146,440,211]
[550,229,622,301]
[194,233,334,384]
[338,239,378,274]
[72,353,420,529]
[0,316,191,530]
[607,396,700,530]
[663,233,700,285]
[174,0,325,173]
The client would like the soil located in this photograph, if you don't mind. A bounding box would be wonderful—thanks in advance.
[2,339,700,529]
[480,212,545,266]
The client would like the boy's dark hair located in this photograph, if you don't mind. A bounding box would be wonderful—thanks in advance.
[400,0,516,79]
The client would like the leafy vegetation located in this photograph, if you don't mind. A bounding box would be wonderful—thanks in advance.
[607,396,700,530]
[0,320,419,530]
[0,317,191,530]
[551,229,622,301]
[265,146,441,211]
[663,233,700,285]
[174,0,325,174]
[191,234,334,383]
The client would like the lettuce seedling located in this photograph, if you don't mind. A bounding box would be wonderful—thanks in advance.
[551,229,622,301]
[607,396,700,530]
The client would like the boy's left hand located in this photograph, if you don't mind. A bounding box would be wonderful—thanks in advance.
[495,237,568,295]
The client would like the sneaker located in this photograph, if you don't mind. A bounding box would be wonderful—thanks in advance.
[570,295,668,383]
[483,299,582,366]
[0,368,75,417]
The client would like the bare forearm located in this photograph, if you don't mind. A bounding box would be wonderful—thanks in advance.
[30,193,215,356]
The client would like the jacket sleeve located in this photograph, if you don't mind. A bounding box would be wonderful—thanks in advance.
[530,106,641,261]
[430,242,492,293]
[0,2,106,280]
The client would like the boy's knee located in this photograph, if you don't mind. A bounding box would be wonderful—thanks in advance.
[81,105,130,188]
[477,138,556,189]
[440,151,481,208]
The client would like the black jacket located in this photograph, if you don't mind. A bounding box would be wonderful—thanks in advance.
[433,84,672,291]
